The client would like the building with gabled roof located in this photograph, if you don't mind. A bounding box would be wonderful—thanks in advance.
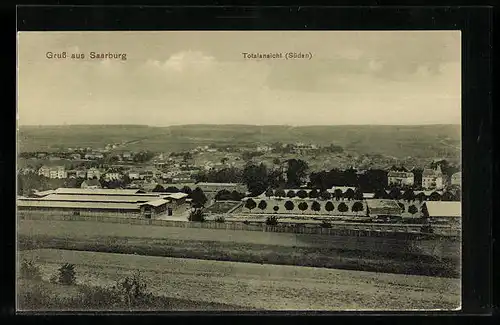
[422,165,444,190]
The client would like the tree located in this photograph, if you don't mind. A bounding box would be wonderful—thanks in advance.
[245,198,257,212]
[152,184,164,192]
[191,187,207,208]
[441,191,455,201]
[374,188,388,199]
[388,188,401,200]
[354,188,364,201]
[344,188,355,200]
[311,201,321,213]
[164,186,179,193]
[298,202,308,214]
[416,192,427,202]
[284,200,295,212]
[258,200,268,212]
[273,206,279,213]
[352,201,364,212]
[334,189,343,200]
[338,202,348,213]
[286,159,309,187]
[402,189,415,202]
[308,188,319,199]
[230,190,245,201]
[319,190,332,200]
[265,188,274,197]
[188,209,205,222]
[429,191,441,201]
[180,186,193,195]
[297,190,308,199]
[57,263,76,285]
[325,201,334,212]
[242,163,269,196]
[274,188,286,199]
[287,190,296,198]
[408,205,419,215]
[215,189,232,201]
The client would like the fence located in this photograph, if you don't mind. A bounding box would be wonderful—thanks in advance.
[18,211,460,238]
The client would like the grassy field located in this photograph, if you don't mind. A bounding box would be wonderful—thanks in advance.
[18,220,460,277]
[19,249,461,311]
[18,124,461,160]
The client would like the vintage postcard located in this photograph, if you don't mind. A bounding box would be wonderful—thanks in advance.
[16,31,461,311]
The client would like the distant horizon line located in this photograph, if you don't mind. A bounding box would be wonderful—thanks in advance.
[17,123,461,127]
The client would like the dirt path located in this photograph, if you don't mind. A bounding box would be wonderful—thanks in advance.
[20,249,460,311]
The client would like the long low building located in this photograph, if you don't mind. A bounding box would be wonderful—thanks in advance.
[422,201,461,224]
[17,188,189,219]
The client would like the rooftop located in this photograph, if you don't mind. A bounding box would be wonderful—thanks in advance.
[53,188,146,196]
[17,199,140,211]
[424,201,461,217]
[139,199,169,207]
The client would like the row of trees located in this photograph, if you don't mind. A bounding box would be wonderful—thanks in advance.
[264,188,364,200]
[243,199,366,214]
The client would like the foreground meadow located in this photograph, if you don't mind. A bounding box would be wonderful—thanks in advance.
[18,220,460,277]
[19,249,460,311]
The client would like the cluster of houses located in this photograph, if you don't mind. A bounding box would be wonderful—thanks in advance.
[387,165,461,190]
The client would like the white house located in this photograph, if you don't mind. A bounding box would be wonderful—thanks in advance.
[451,172,461,186]
[388,171,415,187]
[87,167,101,179]
[422,165,444,190]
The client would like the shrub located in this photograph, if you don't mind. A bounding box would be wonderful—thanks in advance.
[112,271,153,309]
[320,220,332,228]
[265,189,274,197]
[398,202,405,212]
[19,259,42,281]
[242,220,250,225]
[265,216,278,226]
[57,263,76,285]
[273,206,279,213]
[408,204,419,214]
[258,200,268,211]
[188,209,205,222]
[286,190,296,198]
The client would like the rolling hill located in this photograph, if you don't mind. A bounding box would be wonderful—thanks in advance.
[17,124,461,159]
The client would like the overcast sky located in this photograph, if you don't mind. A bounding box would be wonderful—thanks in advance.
[17,31,461,126]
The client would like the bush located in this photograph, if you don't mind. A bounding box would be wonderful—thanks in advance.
[320,220,332,228]
[57,263,76,285]
[19,259,42,281]
[188,209,205,222]
[242,220,250,225]
[112,271,153,309]
[265,216,278,226]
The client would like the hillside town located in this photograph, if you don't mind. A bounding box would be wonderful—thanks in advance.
[17,140,461,229]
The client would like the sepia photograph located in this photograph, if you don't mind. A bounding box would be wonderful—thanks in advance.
[16,31,461,312]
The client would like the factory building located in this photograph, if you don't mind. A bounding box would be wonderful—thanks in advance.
[17,188,189,219]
